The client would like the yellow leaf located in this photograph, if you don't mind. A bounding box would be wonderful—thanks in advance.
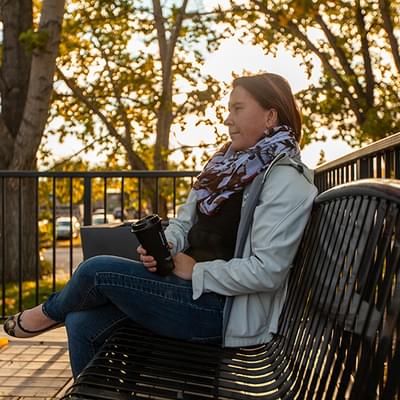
[4,298,16,306]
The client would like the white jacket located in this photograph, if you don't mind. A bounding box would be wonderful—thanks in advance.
[165,155,318,347]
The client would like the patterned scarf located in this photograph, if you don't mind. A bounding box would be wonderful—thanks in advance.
[193,125,300,215]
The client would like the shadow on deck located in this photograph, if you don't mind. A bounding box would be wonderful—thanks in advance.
[0,326,72,399]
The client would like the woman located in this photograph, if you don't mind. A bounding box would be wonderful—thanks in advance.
[4,73,317,378]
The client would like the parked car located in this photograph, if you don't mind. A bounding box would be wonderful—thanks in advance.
[91,213,116,225]
[112,207,128,221]
[55,216,80,240]
[93,208,105,215]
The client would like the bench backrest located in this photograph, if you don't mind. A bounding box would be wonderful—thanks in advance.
[279,179,400,399]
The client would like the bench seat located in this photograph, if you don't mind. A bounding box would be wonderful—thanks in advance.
[63,179,400,400]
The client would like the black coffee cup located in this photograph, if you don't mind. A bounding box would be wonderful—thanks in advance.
[131,214,174,276]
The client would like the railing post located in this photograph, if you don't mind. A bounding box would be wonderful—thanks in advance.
[358,157,369,179]
[83,176,92,226]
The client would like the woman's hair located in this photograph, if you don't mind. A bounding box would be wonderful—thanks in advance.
[232,73,302,142]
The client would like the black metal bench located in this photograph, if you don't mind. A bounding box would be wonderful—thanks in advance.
[62,179,400,400]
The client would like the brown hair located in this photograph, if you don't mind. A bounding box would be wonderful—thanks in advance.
[232,73,302,142]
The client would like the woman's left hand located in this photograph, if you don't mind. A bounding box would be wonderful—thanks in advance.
[172,252,196,280]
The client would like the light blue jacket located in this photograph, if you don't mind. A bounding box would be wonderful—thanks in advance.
[165,154,318,347]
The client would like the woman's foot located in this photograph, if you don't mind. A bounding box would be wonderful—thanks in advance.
[3,305,61,338]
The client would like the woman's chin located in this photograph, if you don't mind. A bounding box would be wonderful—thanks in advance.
[230,140,244,152]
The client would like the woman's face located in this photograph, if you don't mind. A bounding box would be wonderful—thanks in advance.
[224,86,276,151]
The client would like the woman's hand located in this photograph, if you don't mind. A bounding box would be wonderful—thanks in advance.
[137,245,157,273]
[137,243,174,274]
[172,252,196,280]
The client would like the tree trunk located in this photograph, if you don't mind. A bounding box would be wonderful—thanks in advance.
[152,0,188,218]
[11,0,66,169]
[1,178,37,282]
[154,89,173,171]
[1,0,32,137]
[153,88,173,218]
[0,0,66,282]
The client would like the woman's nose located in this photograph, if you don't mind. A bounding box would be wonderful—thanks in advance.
[224,113,232,126]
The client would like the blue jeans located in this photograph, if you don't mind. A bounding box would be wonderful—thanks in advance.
[42,255,225,378]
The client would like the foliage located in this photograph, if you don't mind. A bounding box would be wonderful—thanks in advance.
[19,28,49,52]
[0,278,68,316]
[227,0,400,146]
[47,0,224,171]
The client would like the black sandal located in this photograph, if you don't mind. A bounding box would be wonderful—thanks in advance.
[3,311,61,338]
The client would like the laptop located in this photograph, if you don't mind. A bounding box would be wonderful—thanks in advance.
[80,221,140,261]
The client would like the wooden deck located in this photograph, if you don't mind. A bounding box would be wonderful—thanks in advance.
[0,325,72,399]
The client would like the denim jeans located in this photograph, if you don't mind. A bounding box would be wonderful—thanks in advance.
[42,255,225,378]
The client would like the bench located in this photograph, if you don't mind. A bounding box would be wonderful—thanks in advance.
[62,179,400,400]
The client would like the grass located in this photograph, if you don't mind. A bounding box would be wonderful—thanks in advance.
[0,277,68,316]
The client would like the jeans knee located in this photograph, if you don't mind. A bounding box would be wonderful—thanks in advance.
[73,256,104,282]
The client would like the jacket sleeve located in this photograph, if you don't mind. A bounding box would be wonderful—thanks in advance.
[164,189,197,255]
[191,167,318,300]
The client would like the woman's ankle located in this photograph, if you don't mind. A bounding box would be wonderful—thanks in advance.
[19,304,56,330]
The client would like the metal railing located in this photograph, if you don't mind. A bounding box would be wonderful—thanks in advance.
[314,132,400,192]
[0,170,199,320]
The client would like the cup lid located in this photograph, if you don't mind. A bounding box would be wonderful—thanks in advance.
[131,214,161,233]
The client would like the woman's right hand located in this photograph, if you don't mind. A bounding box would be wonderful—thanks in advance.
[137,243,174,274]
[137,245,157,273]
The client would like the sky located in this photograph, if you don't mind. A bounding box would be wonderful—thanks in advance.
[175,37,354,168]
[45,36,354,170]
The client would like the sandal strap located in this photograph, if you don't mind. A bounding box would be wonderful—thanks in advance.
[16,312,60,334]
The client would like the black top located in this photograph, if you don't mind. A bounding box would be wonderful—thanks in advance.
[185,191,243,262]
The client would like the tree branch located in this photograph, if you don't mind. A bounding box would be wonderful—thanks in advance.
[253,1,364,125]
[379,0,400,74]
[314,13,366,105]
[169,0,189,60]
[164,0,189,86]
[56,67,148,171]
[56,66,124,144]
[355,0,374,107]
[100,47,133,145]
[152,0,168,68]
[45,132,110,170]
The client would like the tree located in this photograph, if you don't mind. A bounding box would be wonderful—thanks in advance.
[227,0,400,146]
[49,0,223,216]
[0,0,66,281]
[50,0,221,174]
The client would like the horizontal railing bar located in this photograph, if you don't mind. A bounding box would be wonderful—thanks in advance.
[316,132,400,173]
[0,170,201,178]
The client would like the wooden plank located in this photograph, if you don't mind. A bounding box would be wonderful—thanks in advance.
[0,325,72,399]
[0,368,71,378]
[0,377,67,388]
[2,346,68,355]
[0,398,53,400]
[0,352,70,362]
[0,386,60,397]
[14,398,53,400]
[0,361,70,370]
[54,377,74,399]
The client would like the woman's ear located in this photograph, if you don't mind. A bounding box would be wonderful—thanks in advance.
[264,108,279,129]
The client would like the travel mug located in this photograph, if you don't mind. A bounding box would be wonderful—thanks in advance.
[131,214,174,276]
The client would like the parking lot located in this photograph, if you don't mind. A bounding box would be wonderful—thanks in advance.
[43,244,83,277]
